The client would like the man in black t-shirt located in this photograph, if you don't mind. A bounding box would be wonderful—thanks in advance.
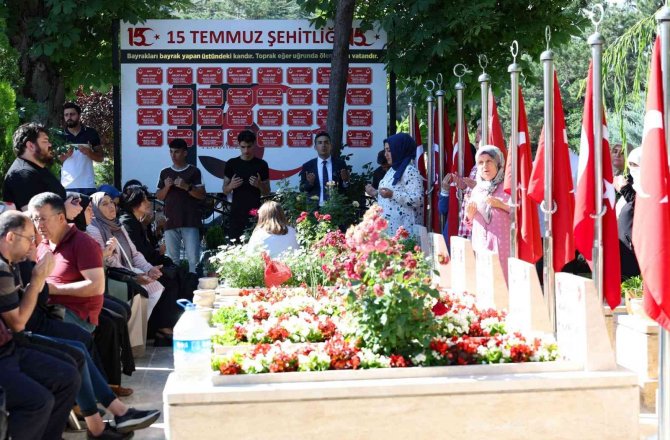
[223,130,270,240]
[3,123,82,221]
[156,139,206,273]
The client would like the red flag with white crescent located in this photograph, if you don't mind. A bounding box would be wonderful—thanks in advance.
[488,90,507,160]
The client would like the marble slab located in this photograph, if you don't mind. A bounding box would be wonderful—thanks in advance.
[450,236,476,294]
[507,257,552,335]
[474,249,508,310]
[430,233,450,289]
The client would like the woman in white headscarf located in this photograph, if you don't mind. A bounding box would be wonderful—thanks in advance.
[617,147,641,280]
[463,145,511,282]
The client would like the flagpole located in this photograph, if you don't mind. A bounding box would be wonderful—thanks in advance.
[436,75,447,231]
[425,80,435,233]
[479,55,490,146]
[655,6,670,439]
[454,65,467,210]
[508,41,521,260]
[408,96,416,141]
[541,28,557,334]
[588,7,605,305]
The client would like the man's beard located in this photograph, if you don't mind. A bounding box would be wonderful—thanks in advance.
[65,120,78,128]
[35,148,54,166]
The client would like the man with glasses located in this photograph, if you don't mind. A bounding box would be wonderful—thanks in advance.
[3,123,82,221]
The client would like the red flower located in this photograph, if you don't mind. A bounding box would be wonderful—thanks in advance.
[269,351,298,373]
[297,211,308,223]
[432,301,448,317]
[219,359,242,375]
[322,214,332,222]
[390,354,408,368]
[249,208,259,217]
[267,325,289,342]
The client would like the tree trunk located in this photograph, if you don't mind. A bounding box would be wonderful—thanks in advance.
[326,0,356,157]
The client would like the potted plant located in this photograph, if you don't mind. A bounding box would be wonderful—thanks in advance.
[621,276,650,320]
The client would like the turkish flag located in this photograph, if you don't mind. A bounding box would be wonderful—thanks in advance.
[632,36,670,330]
[573,61,621,309]
[528,72,575,272]
[447,118,474,238]
[504,88,541,263]
[488,90,507,160]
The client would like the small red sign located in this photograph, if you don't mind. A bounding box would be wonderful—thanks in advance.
[226,107,254,127]
[347,67,373,84]
[316,88,329,106]
[257,67,282,85]
[287,67,313,85]
[197,108,223,126]
[257,109,283,126]
[167,129,194,147]
[227,67,253,85]
[197,88,224,106]
[167,67,193,85]
[167,88,193,106]
[198,129,224,148]
[346,130,373,147]
[316,67,331,84]
[317,109,328,127]
[136,89,163,106]
[256,87,283,106]
[287,130,313,147]
[197,67,223,85]
[346,88,373,105]
[346,109,373,127]
[287,88,313,106]
[137,108,163,126]
[257,130,283,148]
[287,109,313,127]
[226,129,243,148]
[227,88,255,106]
[136,68,163,85]
[137,129,163,147]
[167,108,193,126]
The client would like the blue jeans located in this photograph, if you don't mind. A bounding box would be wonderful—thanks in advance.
[31,335,117,417]
[164,227,200,273]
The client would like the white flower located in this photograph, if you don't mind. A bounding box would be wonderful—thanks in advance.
[352,201,360,208]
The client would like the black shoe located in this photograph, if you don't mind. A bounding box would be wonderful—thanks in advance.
[112,407,161,433]
[153,331,173,347]
[87,424,134,439]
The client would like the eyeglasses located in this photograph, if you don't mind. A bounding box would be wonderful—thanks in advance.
[13,232,36,244]
[30,213,58,224]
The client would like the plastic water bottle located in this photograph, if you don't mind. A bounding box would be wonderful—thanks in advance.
[173,299,212,381]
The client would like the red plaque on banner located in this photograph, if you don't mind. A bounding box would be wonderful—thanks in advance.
[287,109,313,126]
[167,108,193,126]
[226,108,254,127]
[137,130,163,147]
[257,130,283,148]
[167,67,193,85]
[227,88,255,106]
[197,88,224,106]
[347,67,373,84]
[227,67,253,85]
[316,67,331,84]
[256,87,283,106]
[197,67,223,85]
[167,129,194,147]
[346,130,373,147]
[136,68,162,85]
[257,67,282,84]
[226,129,243,148]
[287,88,313,106]
[198,129,224,147]
[257,109,283,126]
[167,88,193,106]
[136,89,162,106]
[287,67,313,85]
[137,109,163,126]
[287,130,313,147]
[317,109,328,127]
[197,109,223,126]
[346,109,373,127]
[316,88,329,106]
[346,88,373,105]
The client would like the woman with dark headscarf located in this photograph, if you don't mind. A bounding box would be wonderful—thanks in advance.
[463,145,511,282]
[365,133,423,235]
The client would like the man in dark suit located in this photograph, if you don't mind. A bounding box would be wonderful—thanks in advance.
[299,132,350,205]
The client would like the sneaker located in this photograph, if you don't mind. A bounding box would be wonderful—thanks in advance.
[112,407,161,433]
[87,424,134,439]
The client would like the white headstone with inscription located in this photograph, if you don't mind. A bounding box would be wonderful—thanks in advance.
[474,250,508,310]
[450,236,477,293]
[414,225,431,258]
[431,233,451,289]
[507,257,551,334]
[555,272,616,371]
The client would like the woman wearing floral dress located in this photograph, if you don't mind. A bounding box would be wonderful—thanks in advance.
[462,145,511,283]
[365,133,423,236]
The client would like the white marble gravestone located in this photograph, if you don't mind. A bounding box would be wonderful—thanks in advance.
[507,257,552,335]
[413,225,431,258]
[450,236,476,294]
[430,233,450,289]
[474,249,508,310]
[555,272,616,371]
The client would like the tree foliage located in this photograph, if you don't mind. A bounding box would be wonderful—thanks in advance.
[179,0,303,19]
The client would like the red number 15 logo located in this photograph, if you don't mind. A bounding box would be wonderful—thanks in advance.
[128,28,155,47]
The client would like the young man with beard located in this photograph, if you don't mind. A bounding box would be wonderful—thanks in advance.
[3,123,82,221]
[299,131,350,206]
[60,102,104,195]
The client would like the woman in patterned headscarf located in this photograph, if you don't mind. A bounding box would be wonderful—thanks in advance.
[463,145,511,282]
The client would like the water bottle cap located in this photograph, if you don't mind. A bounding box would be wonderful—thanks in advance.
[176,299,196,311]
